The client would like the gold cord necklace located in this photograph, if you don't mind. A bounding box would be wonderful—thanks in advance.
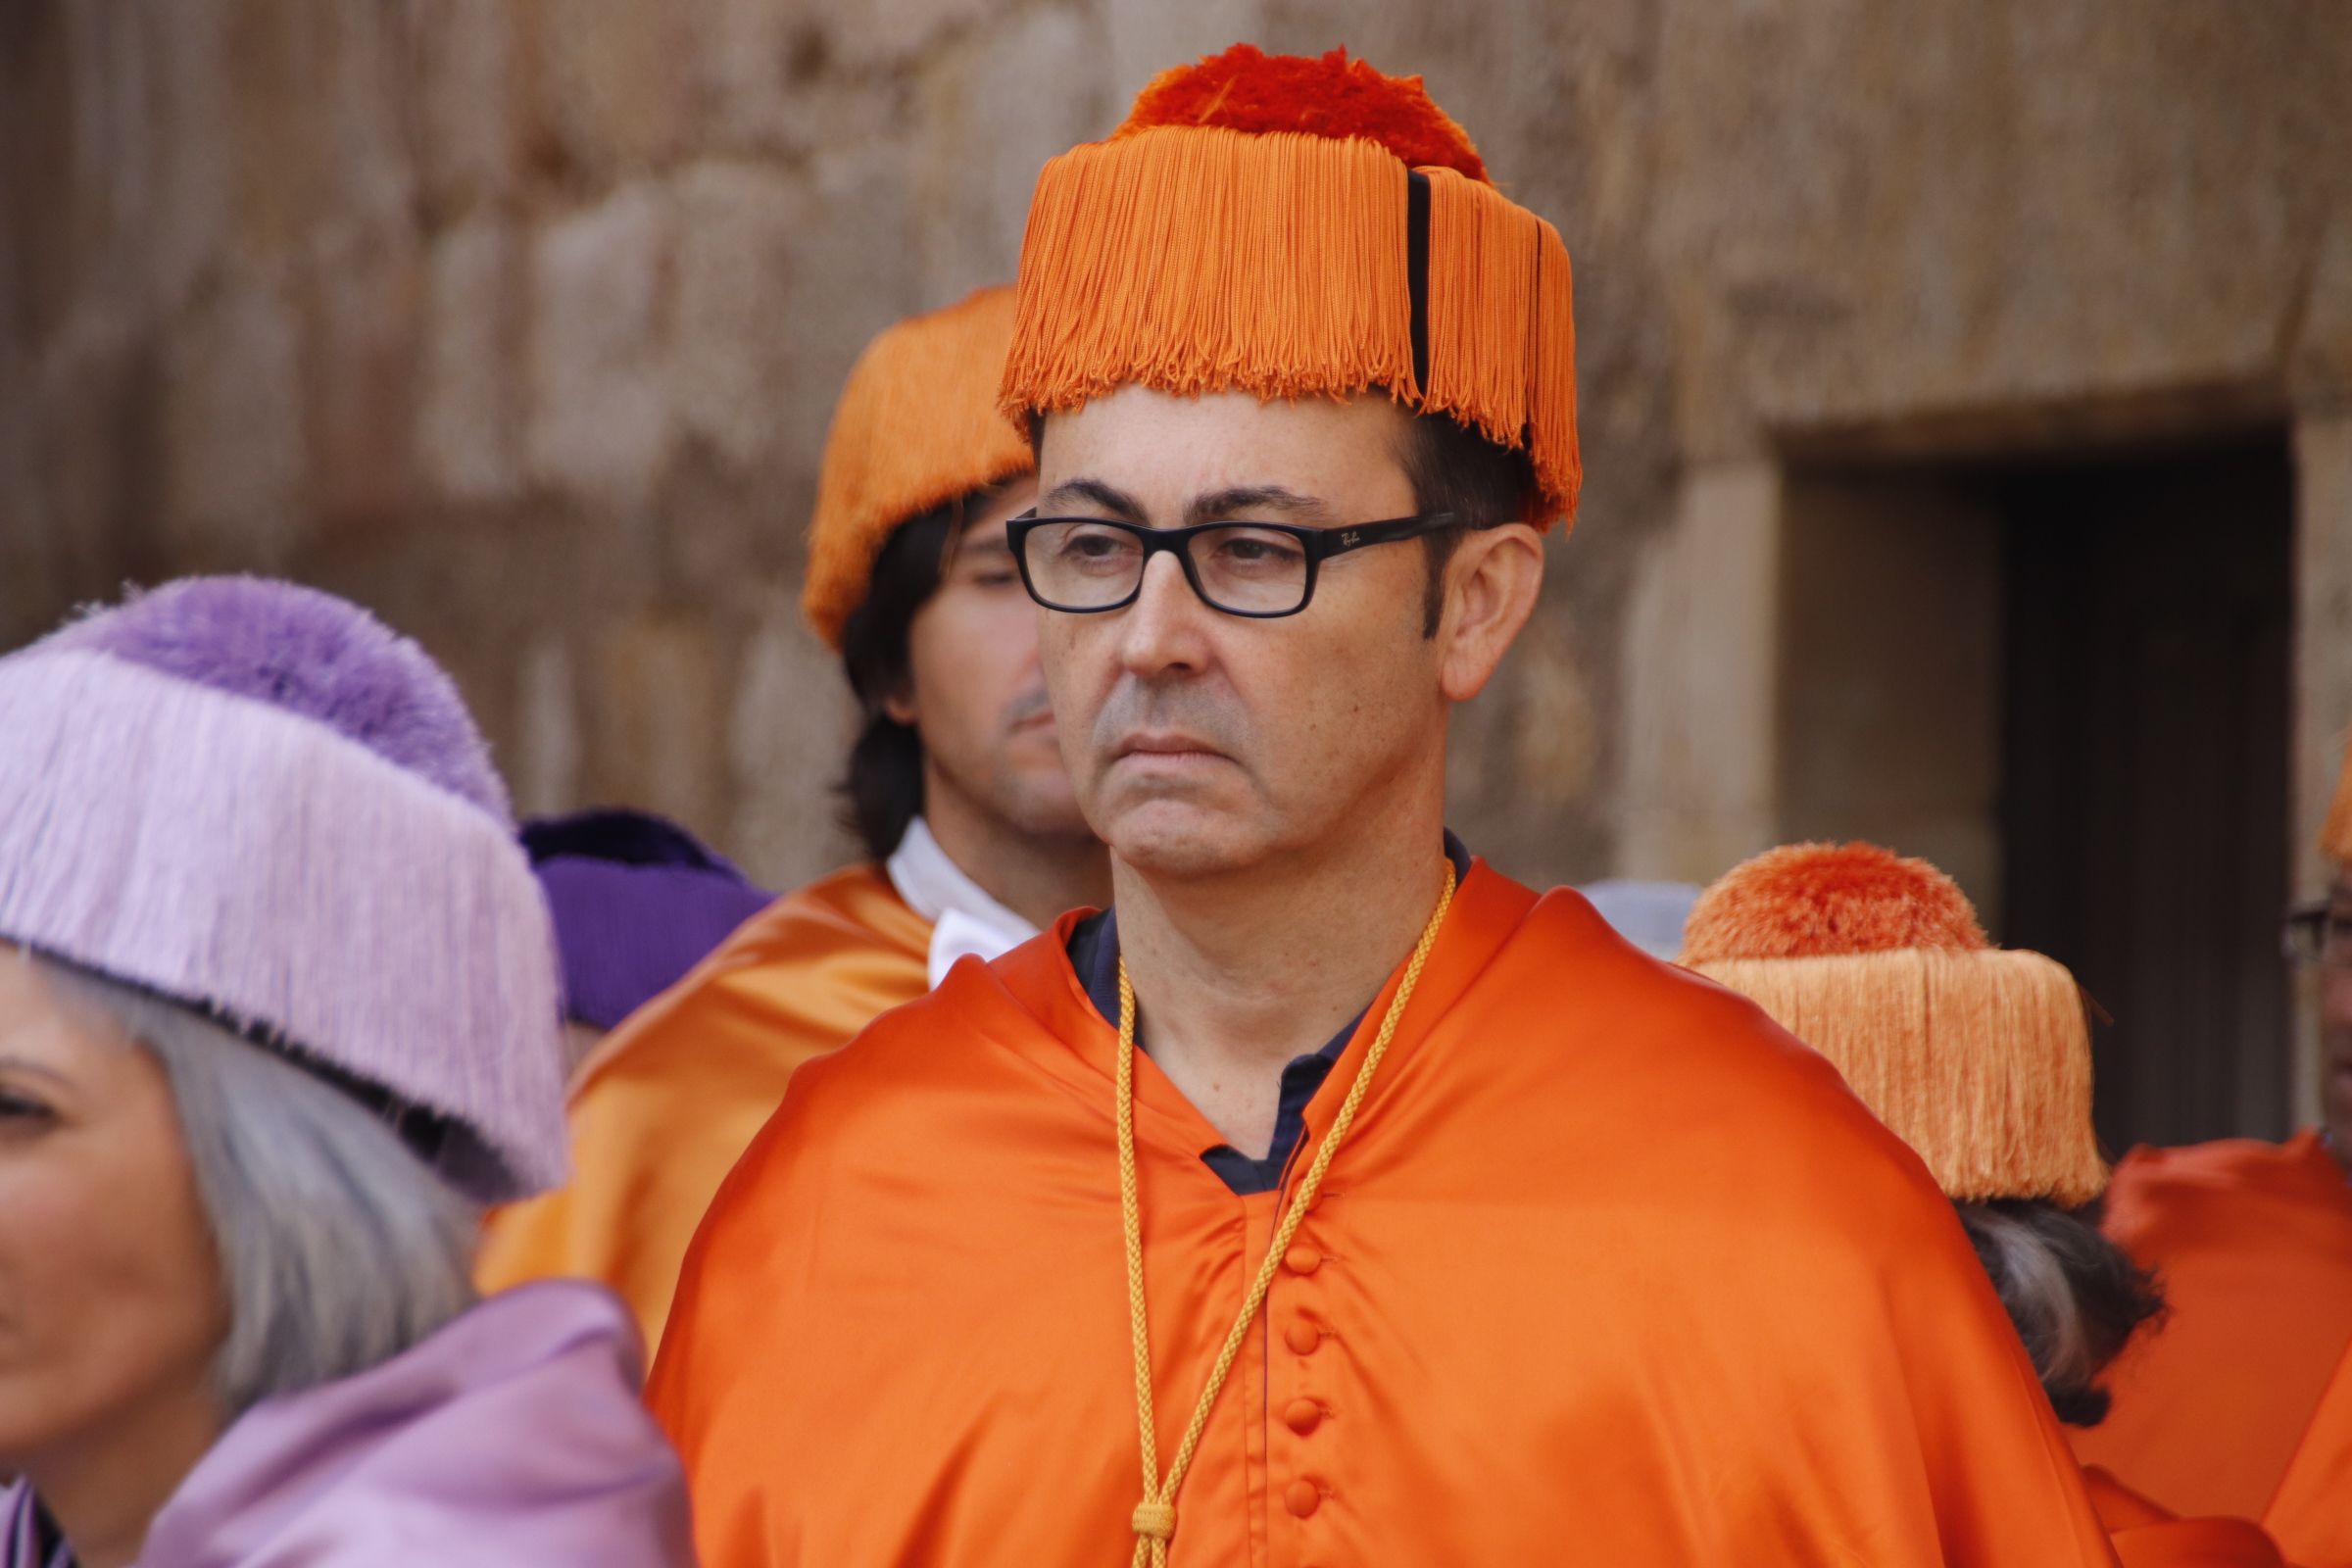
[1114,863,1458,1566]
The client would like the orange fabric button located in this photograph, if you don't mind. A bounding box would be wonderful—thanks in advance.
[1284,1397,1323,1435]
[1283,1321,1321,1355]
[1283,1245,1321,1276]
[1284,1480,1321,1519]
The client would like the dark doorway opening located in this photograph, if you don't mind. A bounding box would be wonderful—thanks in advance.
[1998,434,2294,1154]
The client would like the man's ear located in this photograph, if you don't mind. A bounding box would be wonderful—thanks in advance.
[1436,523,1544,703]
[882,681,919,727]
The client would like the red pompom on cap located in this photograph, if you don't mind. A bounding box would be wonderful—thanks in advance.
[1681,842,1989,963]
[1117,44,1489,184]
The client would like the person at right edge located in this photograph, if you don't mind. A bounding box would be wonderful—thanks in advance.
[2068,734,2352,1568]
[1684,840,2292,1567]
[649,44,2119,1565]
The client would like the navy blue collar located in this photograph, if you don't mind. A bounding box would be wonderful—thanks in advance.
[1067,832,1473,1196]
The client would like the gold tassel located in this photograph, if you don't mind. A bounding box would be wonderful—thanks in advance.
[1693,950,2109,1207]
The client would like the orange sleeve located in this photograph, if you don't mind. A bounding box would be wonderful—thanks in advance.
[2073,1135,2352,1522]
[476,869,929,1355]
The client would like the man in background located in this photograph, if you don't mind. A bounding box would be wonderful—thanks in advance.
[478,287,1109,1351]
[2071,734,2352,1564]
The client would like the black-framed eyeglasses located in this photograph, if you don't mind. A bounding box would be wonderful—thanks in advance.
[2283,900,2352,968]
[1005,512,1461,618]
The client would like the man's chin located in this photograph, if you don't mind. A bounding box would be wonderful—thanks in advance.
[1103,802,1265,881]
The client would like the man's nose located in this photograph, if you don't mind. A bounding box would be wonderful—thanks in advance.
[1115,552,1213,677]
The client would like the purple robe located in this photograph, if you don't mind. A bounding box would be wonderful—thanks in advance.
[6,1282,691,1566]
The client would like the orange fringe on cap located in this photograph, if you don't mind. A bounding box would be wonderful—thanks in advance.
[803,287,1035,651]
[1004,126,1419,416]
[1422,170,1581,522]
[1002,50,1582,529]
[2325,731,2352,861]
[1682,843,2107,1206]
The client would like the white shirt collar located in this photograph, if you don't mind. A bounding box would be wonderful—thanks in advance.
[885,816,1041,988]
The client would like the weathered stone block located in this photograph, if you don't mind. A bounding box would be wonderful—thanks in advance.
[911,5,1109,303]
[673,161,799,469]
[526,182,674,507]
[727,610,858,888]
[411,0,521,215]
[160,274,307,563]
[540,0,692,177]
[141,0,235,310]
[419,213,525,503]
[29,313,157,591]
[513,632,583,817]
[586,610,728,845]
[302,237,421,531]
[222,0,412,261]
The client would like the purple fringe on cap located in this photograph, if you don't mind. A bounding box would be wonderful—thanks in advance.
[41,575,512,824]
[0,578,565,1200]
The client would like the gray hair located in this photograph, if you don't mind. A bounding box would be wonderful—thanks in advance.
[1954,1198,2165,1427]
[30,953,480,1416]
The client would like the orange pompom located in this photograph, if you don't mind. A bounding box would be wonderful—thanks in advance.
[1681,842,1988,963]
[1117,44,1489,183]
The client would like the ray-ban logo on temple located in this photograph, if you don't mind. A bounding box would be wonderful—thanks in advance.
[1005,513,1460,619]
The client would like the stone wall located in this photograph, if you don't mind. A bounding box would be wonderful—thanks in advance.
[4,0,2346,907]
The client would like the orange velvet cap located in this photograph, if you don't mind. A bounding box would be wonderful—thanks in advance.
[1002,45,1580,528]
[1682,843,2108,1205]
[803,287,1035,651]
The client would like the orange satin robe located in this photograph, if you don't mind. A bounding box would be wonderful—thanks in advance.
[2265,1341,2352,1568]
[476,864,929,1352]
[650,861,2117,1566]
[2084,1468,2291,1567]
[2071,1132,2352,1529]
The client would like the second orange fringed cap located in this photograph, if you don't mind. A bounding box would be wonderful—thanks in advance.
[804,286,1035,651]
[1680,842,2108,1206]
[1003,45,1581,529]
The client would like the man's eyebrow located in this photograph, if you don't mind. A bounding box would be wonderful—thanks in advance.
[1037,478,1148,522]
[1186,486,1336,526]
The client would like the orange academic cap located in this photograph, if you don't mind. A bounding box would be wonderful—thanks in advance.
[1001,45,1580,529]
[1681,842,2108,1206]
[803,286,1035,651]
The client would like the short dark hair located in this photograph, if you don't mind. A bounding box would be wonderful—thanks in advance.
[835,501,962,862]
[1398,414,1536,636]
[1956,1198,2166,1427]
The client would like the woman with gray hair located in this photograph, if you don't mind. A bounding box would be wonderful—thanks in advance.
[0,577,691,1567]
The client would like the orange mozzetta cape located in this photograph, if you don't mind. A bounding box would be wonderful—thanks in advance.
[2071,1132,2352,1528]
[2084,1468,2293,1567]
[476,865,930,1352]
[2268,1341,2352,1567]
[649,861,2117,1566]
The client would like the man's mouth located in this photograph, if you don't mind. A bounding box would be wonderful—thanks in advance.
[1115,732,1227,763]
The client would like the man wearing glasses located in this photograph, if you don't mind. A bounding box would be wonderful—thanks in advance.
[2069,760,2352,1563]
[649,46,2114,1566]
